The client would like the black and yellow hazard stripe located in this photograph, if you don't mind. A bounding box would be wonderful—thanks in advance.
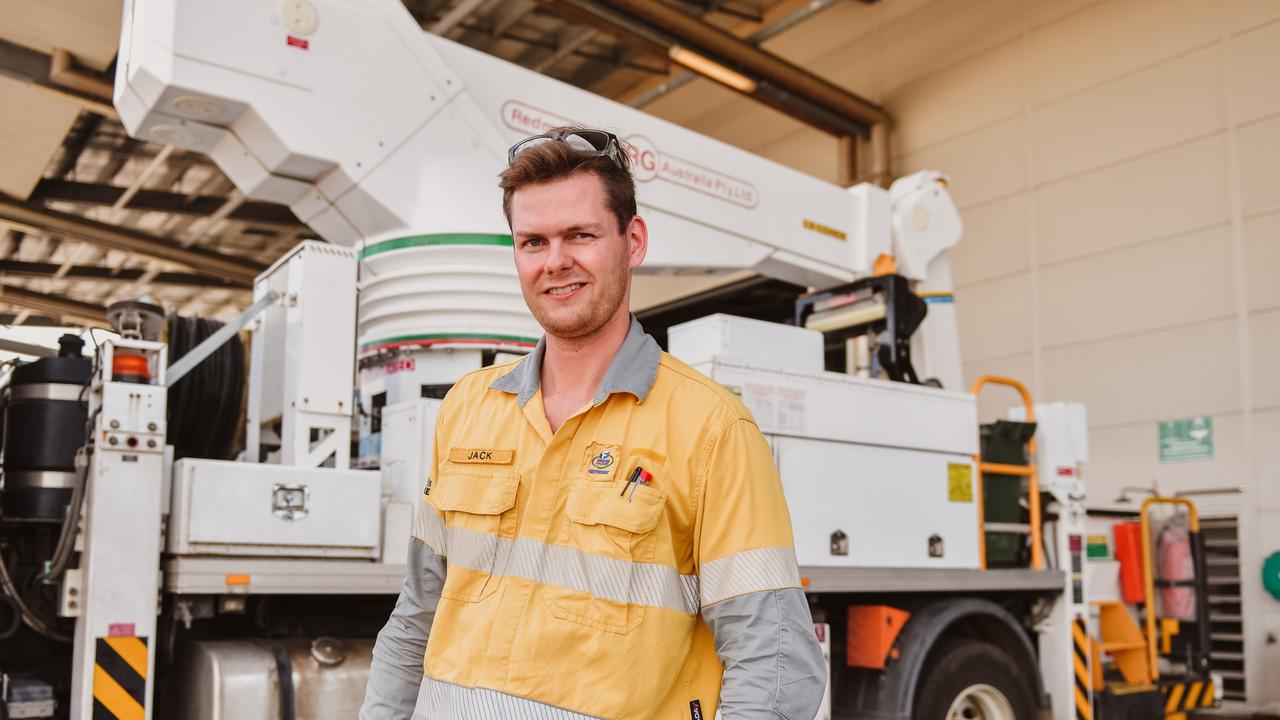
[1071,617,1093,720]
[1162,677,1215,716]
[93,636,148,720]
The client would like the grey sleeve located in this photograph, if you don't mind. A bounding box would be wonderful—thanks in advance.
[701,588,827,720]
[359,538,446,720]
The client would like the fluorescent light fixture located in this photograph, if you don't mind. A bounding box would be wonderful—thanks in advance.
[667,46,757,93]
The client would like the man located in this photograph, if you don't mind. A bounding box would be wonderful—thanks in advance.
[361,127,825,720]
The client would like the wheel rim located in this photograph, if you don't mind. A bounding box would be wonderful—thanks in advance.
[945,683,1015,720]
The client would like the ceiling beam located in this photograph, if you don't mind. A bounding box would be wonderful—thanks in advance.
[565,41,635,89]
[0,337,58,357]
[624,0,840,108]
[670,0,762,23]
[0,259,244,288]
[451,14,666,74]
[537,0,886,140]
[597,0,886,130]
[48,113,105,180]
[0,284,107,327]
[431,0,494,34]
[0,38,117,118]
[30,179,301,226]
[0,198,266,287]
[535,0,670,57]
[531,28,599,72]
[49,48,114,100]
[0,312,61,327]
[491,0,539,36]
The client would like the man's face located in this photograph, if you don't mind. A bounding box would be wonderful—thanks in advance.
[510,172,647,340]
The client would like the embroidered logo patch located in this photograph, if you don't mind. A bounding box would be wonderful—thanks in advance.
[590,450,615,473]
[582,442,621,480]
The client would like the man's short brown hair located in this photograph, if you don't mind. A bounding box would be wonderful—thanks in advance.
[499,127,637,234]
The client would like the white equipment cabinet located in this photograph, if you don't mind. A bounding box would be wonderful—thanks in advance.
[246,241,359,469]
[668,313,824,374]
[775,436,977,568]
[671,315,980,570]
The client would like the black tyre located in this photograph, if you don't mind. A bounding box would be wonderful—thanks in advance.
[911,640,1038,720]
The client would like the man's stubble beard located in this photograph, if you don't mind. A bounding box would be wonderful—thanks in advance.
[530,258,630,341]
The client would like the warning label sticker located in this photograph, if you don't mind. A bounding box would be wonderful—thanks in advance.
[947,463,973,503]
[1086,534,1109,559]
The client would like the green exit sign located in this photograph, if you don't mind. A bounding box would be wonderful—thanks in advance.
[1159,416,1213,463]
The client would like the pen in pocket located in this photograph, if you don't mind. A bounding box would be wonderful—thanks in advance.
[627,468,652,503]
[619,466,641,497]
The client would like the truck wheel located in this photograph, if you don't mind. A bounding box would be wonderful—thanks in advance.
[912,641,1037,720]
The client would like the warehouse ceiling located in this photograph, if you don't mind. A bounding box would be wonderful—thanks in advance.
[0,0,869,332]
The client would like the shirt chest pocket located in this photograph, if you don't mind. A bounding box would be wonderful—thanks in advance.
[431,468,520,603]
[549,482,667,634]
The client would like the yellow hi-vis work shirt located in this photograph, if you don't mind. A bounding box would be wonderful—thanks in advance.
[381,317,823,720]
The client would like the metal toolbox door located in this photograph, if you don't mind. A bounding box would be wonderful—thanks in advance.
[180,460,380,555]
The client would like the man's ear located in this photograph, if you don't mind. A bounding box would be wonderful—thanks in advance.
[626,215,648,270]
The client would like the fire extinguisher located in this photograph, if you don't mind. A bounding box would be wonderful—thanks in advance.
[1158,524,1196,621]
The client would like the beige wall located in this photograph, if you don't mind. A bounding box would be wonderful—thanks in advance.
[642,0,1280,706]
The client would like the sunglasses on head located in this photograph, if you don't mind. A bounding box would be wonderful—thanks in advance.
[507,128,626,169]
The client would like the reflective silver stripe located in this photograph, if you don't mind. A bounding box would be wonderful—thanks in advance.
[445,524,503,570]
[4,470,77,489]
[413,674,600,720]
[10,383,83,402]
[699,546,802,607]
[443,526,699,615]
[412,502,448,556]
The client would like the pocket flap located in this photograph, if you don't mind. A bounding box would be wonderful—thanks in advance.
[432,470,520,515]
[567,482,665,534]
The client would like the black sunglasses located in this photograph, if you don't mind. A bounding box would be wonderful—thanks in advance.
[507,128,626,169]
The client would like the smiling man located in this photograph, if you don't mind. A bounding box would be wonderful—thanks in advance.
[360,127,826,720]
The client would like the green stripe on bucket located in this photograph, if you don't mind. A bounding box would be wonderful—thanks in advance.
[360,332,539,352]
[360,233,513,260]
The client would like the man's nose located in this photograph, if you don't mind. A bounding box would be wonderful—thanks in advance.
[543,239,573,274]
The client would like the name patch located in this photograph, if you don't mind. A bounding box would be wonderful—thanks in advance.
[448,448,514,464]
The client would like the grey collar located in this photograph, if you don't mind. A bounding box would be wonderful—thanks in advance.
[489,315,661,408]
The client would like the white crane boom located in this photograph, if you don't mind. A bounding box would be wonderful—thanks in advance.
[115,0,963,394]
[115,0,959,282]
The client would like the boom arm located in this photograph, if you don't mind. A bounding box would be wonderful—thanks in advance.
[115,0,958,289]
[116,0,963,390]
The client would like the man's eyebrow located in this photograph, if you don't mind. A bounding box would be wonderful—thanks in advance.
[513,223,604,240]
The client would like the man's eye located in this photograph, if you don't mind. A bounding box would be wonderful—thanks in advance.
[575,232,594,239]
[523,238,544,248]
